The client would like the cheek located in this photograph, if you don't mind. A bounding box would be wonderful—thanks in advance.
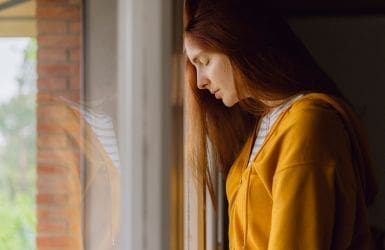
[210,63,229,86]
[221,64,235,89]
[203,66,215,83]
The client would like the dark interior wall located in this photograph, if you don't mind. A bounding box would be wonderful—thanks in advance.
[288,16,385,229]
[270,0,385,14]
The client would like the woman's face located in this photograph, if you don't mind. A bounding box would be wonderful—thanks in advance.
[184,37,239,107]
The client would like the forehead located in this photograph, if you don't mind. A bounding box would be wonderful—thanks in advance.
[184,37,206,59]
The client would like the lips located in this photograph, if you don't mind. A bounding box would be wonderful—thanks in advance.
[208,89,221,99]
[214,90,221,99]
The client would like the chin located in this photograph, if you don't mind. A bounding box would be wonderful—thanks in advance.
[222,97,238,107]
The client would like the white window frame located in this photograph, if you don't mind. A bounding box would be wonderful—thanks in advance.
[117,0,173,249]
[117,1,223,249]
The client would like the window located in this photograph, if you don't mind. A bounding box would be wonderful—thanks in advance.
[0,37,36,250]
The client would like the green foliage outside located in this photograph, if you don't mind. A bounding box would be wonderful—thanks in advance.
[0,38,37,250]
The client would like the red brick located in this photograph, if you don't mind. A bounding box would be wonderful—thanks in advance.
[69,21,81,33]
[69,76,80,90]
[69,48,80,62]
[37,126,81,144]
[68,220,82,234]
[36,93,60,104]
[37,133,68,148]
[38,207,79,220]
[37,120,80,134]
[38,48,67,62]
[68,0,81,4]
[38,63,78,77]
[38,0,69,4]
[37,149,80,165]
[36,6,80,20]
[36,1,83,247]
[37,194,68,205]
[38,77,67,90]
[37,92,80,104]
[37,221,67,233]
[37,122,65,134]
[37,20,67,34]
[37,104,68,119]
[37,177,71,194]
[38,161,68,168]
[36,236,78,248]
[36,180,81,203]
[38,34,80,48]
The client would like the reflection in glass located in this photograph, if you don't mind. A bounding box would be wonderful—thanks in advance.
[49,94,122,250]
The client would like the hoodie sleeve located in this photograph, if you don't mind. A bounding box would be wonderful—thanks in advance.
[269,162,337,249]
[268,100,357,250]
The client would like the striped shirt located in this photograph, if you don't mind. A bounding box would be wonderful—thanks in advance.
[81,108,121,170]
[248,94,304,166]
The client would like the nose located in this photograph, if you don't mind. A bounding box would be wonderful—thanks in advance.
[197,71,209,90]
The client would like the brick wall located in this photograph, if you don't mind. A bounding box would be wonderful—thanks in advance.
[36,0,83,249]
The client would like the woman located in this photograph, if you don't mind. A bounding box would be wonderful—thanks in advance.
[183,0,378,249]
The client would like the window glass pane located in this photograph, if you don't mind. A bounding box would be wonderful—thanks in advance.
[0,37,37,250]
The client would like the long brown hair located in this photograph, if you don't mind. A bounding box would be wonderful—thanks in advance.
[184,0,344,202]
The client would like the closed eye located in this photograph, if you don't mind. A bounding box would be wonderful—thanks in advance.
[192,55,210,67]
[200,57,210,66]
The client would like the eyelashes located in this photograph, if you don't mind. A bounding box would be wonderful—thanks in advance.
[201,57,210,66]
[192,56,210,67]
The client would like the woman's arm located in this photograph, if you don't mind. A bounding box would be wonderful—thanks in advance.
[269,162,337,249]
[268,100,357,249]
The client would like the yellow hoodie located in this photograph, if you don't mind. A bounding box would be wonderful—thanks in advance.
[226,93,377,249]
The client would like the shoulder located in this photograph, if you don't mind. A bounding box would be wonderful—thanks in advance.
[271,95,352,167]
[281,95,347,136]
